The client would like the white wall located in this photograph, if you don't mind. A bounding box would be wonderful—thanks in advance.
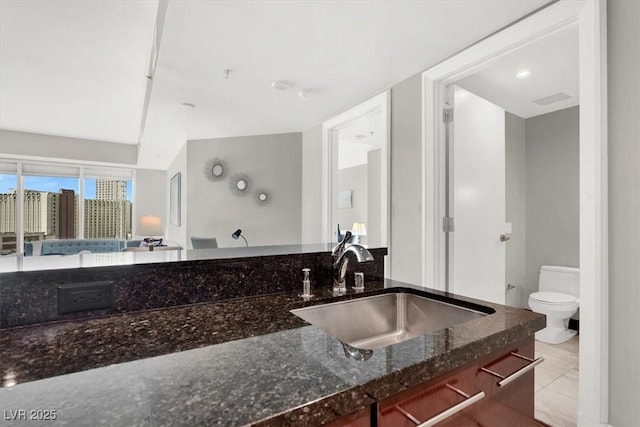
[505,112,527,307]
[608,0,640,424]
[389,74,422,285]
[166,142,187,249]
[0,130,137,165]
[301,125,323,243]
[186,132,302,248]
[525,106,580,298]
[337,164,367,233]
[134,168,167,237]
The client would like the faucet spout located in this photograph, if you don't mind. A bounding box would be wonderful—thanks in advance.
[332,232,374,292]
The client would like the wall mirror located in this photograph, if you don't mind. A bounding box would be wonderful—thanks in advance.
[322,91,390,256]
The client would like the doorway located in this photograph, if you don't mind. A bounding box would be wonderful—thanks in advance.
[448,41,581,423]
[421,1,607,425]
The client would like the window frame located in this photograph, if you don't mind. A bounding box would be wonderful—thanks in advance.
[0,158,136,254]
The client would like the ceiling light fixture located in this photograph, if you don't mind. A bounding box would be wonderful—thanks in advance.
[298,89,317,100]
[515,69,531,79]
[271,80,293,91]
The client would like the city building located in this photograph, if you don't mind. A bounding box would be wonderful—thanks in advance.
[96,179,127,202]
[0,180,131,251]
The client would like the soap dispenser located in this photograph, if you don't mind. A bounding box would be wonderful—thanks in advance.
[300,268,312,298]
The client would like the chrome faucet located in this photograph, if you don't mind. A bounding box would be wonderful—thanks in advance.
[332,231,374,292]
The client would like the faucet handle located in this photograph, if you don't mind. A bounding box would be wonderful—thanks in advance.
[332,231,352,257]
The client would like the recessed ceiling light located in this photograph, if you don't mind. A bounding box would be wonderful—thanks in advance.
[271,80,293,91]
[298,89,317,100]
[181,102,195,108]
[515,69,531,79]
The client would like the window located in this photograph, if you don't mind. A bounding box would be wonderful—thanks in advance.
[0,160,135,254]
[0,161,17,254]
[83,176,133,239]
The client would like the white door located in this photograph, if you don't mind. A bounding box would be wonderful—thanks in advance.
[449,86,506,304]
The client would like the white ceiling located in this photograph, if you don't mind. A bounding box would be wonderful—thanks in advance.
[456,27,579,118]
[0,0,552,169]
[0,0,158,144]
[338,109,383,170]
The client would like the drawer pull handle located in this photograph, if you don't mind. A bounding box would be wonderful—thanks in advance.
[395,384,485,427]
[480,352,544,388]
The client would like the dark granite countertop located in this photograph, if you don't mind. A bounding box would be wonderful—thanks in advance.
[0,280,545,426]
[0,244,345,273]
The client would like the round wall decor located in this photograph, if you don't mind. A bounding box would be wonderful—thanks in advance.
[255,188,270,205]
[229,174,251,195]
[204,158,226,181]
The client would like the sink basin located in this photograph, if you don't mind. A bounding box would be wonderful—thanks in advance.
[291,291,488,349]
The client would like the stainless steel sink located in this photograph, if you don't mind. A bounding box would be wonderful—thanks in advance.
[291,292,488,349]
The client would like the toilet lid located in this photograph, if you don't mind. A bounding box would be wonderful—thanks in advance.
[530,291,577,304]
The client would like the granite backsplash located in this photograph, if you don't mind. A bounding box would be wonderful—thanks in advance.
[0,247,387,328]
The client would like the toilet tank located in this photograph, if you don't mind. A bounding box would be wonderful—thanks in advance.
[539,265,580,297]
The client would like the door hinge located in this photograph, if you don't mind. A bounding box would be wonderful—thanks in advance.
[442,217,455,232]
[442,108,454,124]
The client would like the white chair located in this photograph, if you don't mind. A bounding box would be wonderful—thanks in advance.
[191,237,218,249]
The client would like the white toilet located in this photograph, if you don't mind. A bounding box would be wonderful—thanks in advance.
[528,265,580,344]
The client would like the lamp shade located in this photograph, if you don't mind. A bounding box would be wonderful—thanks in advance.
[351,222,367,236]
[138,215,163,236]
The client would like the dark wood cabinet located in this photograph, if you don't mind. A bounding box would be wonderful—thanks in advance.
[374,336,539,427]
[378,361,480,426]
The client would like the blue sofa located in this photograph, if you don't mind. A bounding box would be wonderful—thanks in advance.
[24,239,126,256]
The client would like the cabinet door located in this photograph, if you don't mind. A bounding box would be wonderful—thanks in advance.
[323,406,371,427]
[378,364,482,426]
[476,336,539,426]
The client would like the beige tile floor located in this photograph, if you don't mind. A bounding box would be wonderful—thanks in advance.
[534,335,579,427]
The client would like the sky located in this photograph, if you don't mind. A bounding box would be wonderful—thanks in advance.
[0,174,132,201]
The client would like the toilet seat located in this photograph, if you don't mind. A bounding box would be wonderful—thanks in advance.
[529,291,578,306]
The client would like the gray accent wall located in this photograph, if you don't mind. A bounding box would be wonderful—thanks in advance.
[525,106,580,301]
[389,74,423,285]
[505,112,527,307]
[608,0,640,424]
[301,125,323,244]
[187,132,302,248]
[504,107,580,308]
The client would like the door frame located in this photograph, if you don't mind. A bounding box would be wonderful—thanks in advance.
[421,0,608,425]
